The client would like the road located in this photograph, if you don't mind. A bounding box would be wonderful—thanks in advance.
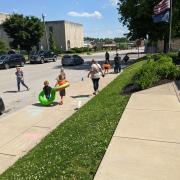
[0,49,145,117]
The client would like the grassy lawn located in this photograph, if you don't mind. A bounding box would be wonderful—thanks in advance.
[0,60,145,180]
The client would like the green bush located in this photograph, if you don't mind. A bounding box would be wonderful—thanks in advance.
[64,49,76,54]
[155,56,178,79]
[133,61,160,89]
[54,48,63,54]
[0,39,7,55]
[71,47,91,53]
[167,52,178,59]
[176,68,180,80]
[133,55,179,89]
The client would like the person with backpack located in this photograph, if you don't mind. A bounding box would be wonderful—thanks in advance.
[88,59,104,95]
[123,53,129,64]
[114,53,121,74]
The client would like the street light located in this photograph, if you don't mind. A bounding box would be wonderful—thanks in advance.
[42,14,49,50]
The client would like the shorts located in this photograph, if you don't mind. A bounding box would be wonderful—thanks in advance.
[45,95,50,99]
[59,89,66,97]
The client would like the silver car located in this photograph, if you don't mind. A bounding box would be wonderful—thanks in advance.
[62,55,84,66]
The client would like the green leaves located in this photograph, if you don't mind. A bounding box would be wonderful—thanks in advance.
[0,39,7,54]
[49,31,56,52]
[118,0,180,41]
[2,13,44,52]
[133,54,179,89]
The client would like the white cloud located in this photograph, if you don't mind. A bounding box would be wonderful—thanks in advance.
[109,0,118,6]
[68,11,102,19]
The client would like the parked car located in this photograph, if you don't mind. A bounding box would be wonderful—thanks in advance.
[0,97,5,115]
[62,55,84,66]
[0,54,25,69]
[30,50,57,64]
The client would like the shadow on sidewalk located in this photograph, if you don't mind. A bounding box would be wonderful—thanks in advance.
[3,90,28,93]
[3,90,18,93]
[71,95,90,99]
[175,81,180,91]
[32,102,59,107]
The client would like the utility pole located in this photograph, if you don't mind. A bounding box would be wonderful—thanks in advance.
[42,14,49,50]
[168,0,172,52]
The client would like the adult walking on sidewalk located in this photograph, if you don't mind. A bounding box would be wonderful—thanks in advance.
[105,51,110,63]
[15,67,29,92]
[114,53,121,74]
[88,59,104,95]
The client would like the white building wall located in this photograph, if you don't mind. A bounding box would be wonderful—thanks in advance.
[64,21,84,50]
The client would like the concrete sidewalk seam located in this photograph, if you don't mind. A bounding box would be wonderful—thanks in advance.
[32,126,51,129]
[113,136,180,145]
[126,107,180,112]
[136,92,176,96]
[0,153,16,157]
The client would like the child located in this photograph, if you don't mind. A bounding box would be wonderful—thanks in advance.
[103,60,110,74]
[56,74,66,105]
[43,80,52,99]
[15,67,29,92]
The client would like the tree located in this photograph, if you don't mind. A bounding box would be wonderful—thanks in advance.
[49,31,56,52]
[3,14,44,56]
[117,0,180,52]
[0,39,7,54]
[114,37,128,43]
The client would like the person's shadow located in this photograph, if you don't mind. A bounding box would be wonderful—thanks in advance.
[71,95,90,99]
[3,91,18,93]
[3,90,27,93]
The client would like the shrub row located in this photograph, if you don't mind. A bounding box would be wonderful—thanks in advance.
[133,54,179,89]
[65,47,92,54]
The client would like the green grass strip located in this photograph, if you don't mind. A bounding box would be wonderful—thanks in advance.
[0,61,145,180]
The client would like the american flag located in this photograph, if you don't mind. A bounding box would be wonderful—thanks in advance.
[154,0,170,15]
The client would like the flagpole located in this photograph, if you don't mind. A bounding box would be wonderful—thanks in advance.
[168,0,172,52]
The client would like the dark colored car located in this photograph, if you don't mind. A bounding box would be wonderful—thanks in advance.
[30,50,57,64]
[0,54,25,69]
[62,55,84,66]
[0,97,5,115]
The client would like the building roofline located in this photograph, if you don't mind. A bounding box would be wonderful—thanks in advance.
[45,20,83,26]
[0,12,10,15]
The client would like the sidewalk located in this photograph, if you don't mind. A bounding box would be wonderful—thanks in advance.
[94,82,180,180]
[0,73,117,174]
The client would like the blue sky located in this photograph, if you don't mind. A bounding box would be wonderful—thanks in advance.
[0,0,128,38]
